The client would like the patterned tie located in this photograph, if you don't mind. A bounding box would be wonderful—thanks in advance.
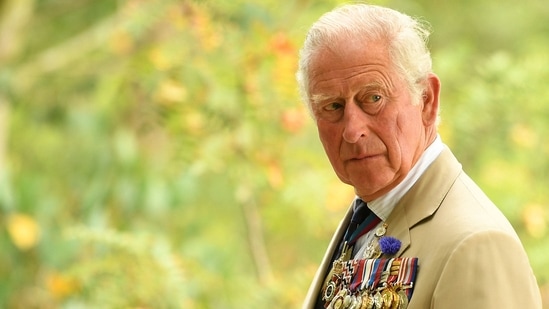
[343,199,371,242]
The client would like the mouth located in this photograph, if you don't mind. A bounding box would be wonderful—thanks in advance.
[349,153,382,161]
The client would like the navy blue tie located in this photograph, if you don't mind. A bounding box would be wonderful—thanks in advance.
[343,199,371,241]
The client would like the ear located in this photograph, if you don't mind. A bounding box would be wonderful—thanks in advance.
[421,73,441,126]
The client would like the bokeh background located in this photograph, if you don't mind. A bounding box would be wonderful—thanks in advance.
[1,0,548,308]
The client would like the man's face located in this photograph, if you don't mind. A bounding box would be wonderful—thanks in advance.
[308,39,430,201]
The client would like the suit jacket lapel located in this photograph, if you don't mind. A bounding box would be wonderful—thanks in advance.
[385,147,462,256]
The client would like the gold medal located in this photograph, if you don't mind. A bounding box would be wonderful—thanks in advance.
[348,295,359,309]
[364,242,382,259]
[375,224,387,237]
[343,294,352,308]
[397,289,408,308]
[381,288,393,308]
[373,291,383,309]
[358,291,370,309]
[333,297,343,309]
[390,288,400,309]
[355,295,363,309]
[363,294,374,309]
[334,259,344,274]
[372,246,382,259]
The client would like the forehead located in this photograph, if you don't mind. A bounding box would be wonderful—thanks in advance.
[308,39,395,97]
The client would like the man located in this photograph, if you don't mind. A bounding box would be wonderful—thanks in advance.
[296,4,541,309]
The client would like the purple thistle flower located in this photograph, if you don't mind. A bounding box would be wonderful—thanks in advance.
[379,236,401,255]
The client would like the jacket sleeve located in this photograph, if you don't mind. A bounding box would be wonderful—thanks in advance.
[431,230,541,308]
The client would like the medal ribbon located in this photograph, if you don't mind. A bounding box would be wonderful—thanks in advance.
[394,257,419,299]
[371,259,388,289]
[360,258,375,290]
[367,259,382,290]
[384,258,397,286]
[349,259,365,292]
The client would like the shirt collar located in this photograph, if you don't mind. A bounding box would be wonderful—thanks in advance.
[354,135,444,221]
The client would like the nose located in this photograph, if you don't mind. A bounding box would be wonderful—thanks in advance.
[341,103,368,143]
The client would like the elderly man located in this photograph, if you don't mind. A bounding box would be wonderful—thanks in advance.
[297,4,541,309]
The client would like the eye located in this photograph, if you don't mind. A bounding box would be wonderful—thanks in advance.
[357,93,384,115]
[314,101,345,122]
[359,93,383,104]
[357,91,383,105]
[324,102,344,111]
[361,94,382,104]
[370,94,382,103]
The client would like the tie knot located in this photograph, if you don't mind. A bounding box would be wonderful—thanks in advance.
[350,199,370,225]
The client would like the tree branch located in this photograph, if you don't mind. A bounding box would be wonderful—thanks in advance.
[237,184,273,285]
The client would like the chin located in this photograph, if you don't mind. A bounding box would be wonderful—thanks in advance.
[352,177,392,197]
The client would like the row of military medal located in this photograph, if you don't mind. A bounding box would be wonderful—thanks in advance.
[322,256,419,309]
[325,284,410,309]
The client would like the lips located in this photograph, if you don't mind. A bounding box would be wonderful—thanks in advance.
[342,142,385,162]
[348,153,382,161]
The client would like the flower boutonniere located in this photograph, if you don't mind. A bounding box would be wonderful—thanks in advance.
[379,236,401,256]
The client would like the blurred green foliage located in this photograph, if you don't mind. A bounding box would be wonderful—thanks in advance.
[0,0,548,308]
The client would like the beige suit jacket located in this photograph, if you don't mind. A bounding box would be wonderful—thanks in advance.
[303,147,541,308]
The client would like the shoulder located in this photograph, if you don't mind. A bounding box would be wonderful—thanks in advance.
[429,229,541,308]
[438,171,518,240]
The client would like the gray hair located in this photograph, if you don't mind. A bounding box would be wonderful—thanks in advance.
[296,4,433,114]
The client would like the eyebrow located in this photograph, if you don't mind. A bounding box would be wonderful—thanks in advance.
[310,82,386,104]
[310,93,338,105]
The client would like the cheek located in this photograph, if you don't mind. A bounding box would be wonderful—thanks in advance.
[319,129,337,156]
[394,111,423,162]
[318,124,342,159]
[317,121,337,145]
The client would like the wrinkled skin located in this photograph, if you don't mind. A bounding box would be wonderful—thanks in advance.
[308,38,440,201]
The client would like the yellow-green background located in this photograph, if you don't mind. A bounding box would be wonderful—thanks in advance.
[1,0,548,307]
